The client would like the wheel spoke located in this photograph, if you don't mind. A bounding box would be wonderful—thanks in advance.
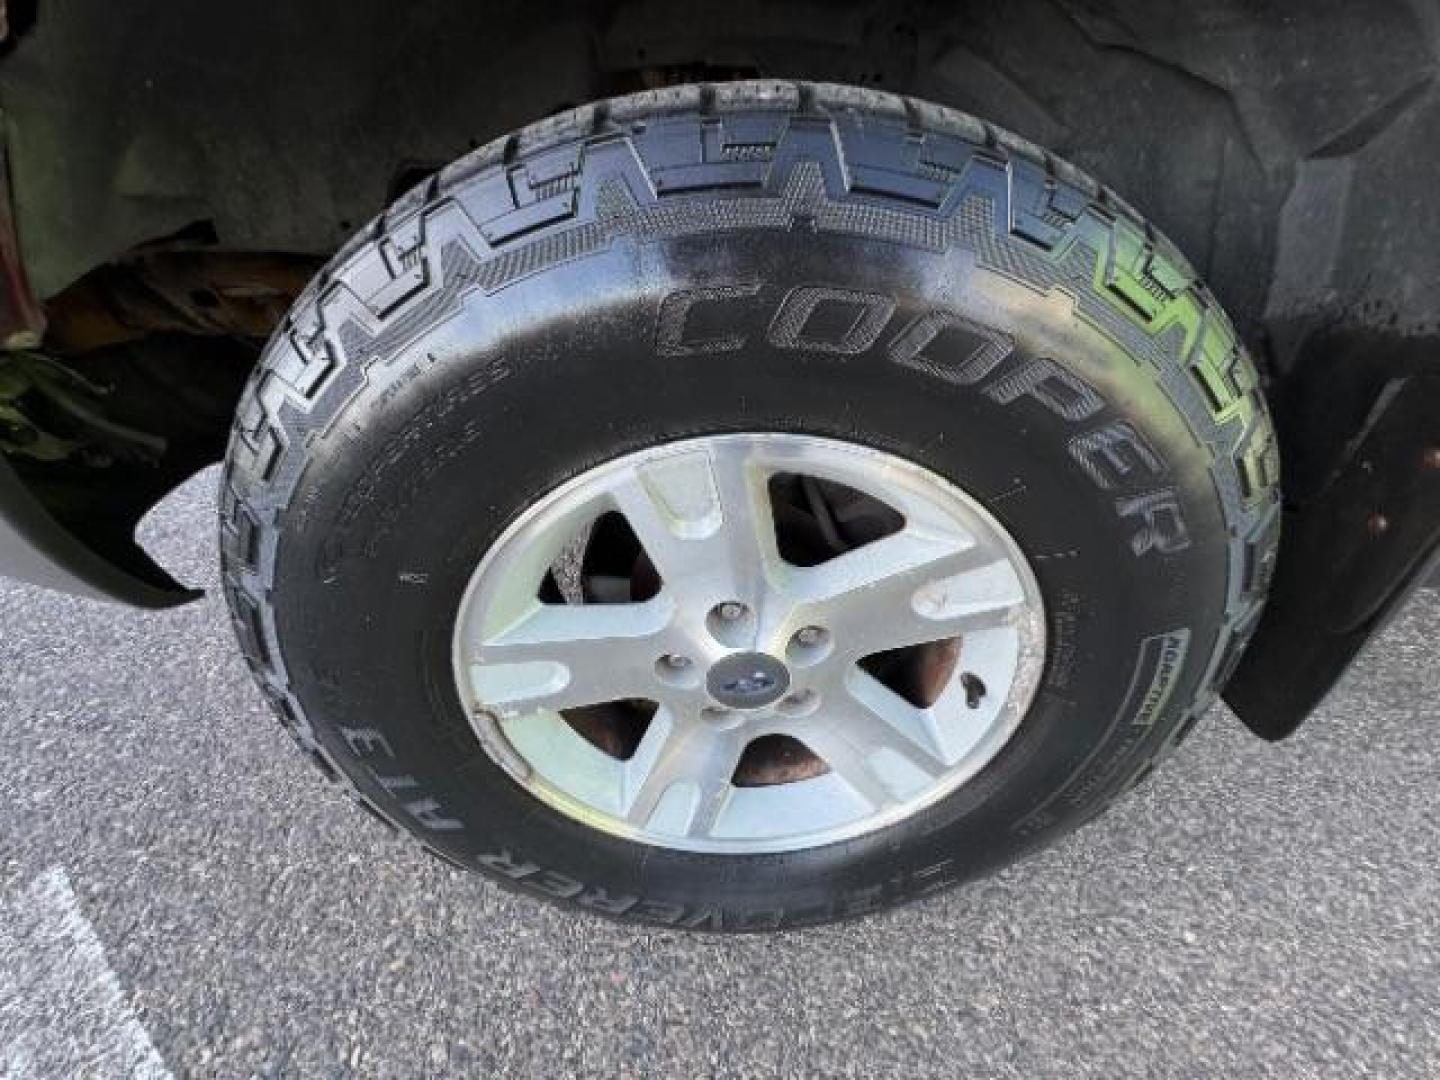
[795,673,947,807]
[469,601,671,713]
[610,444,780,610]
[621,712,745,837]
[790,526,1026,657]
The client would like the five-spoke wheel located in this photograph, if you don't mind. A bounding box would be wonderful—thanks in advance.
[453,434,1045,853]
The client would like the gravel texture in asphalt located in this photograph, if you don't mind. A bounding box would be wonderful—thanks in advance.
[0,468,1437,1078]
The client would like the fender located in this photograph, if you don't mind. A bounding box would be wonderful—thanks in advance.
[0,452,193,607]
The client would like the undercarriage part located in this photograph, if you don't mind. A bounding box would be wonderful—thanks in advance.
[44,251,319,354]
[0,352,166,463]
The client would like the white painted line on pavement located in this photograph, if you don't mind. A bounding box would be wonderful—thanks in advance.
[0,867,172,1080]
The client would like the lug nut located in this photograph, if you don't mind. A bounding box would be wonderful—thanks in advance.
[706,601,754,646]
[787,625,833,666]
[701,705,738,727]
[778,689,819,716]
[655,654,699,686]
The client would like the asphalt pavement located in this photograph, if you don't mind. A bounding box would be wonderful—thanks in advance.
[1,467,1437,1078]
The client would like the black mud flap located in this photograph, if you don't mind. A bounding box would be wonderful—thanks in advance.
[1225,370,1440,738]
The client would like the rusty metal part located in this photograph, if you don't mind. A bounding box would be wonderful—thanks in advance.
[858,636,962,710]
[44,252,319,354]
[563,703,644,760]
[733,735,828,787]
[562,699,670,763]
[0,360,83,462]
[0,352,168,463]
[916,637,962,707]
[0,140,46,350]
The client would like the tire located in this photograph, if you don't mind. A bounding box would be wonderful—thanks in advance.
[220,81,1281,930]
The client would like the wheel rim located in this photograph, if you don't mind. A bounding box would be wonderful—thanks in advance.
[452,433,1046,854]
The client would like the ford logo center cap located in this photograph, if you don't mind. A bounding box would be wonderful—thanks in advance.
[706,652,791,709]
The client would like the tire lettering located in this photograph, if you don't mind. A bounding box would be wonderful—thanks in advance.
[1043,589,1083,690]
[530,870,585,899]
[1013,628,1192,834]
[339,726,396,759]
[470,847,1005,927]
[476,849,540,880]
[403,797,464,832]
[1067,421,1163,490]
[366,770,420,794]
[767,286,895,355]
[654,281,1190,555]
[678,908,725,931]
[887,311,1012,385]
[575,888,640,916]
[983,356,1104,422]
[630,900,685,925]
[1117,489,1192,555]
[1133,631,1189,729]
[730,908,785,931]
[656,283,760,356]
[337,728,466,835]
[912,857,958,895]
